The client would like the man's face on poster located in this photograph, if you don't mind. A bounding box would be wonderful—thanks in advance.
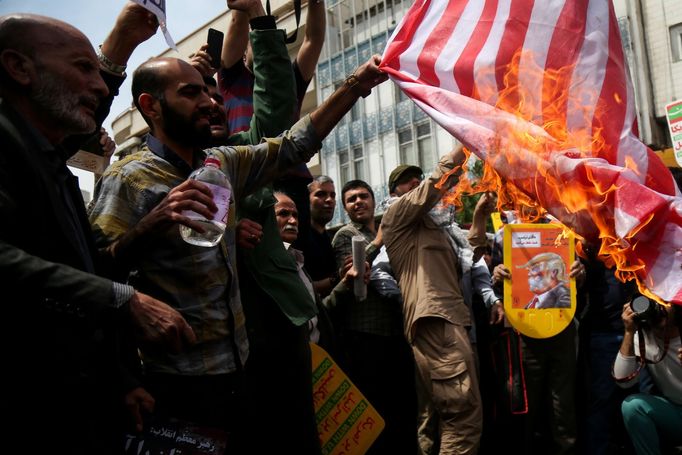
[527,262,558,295]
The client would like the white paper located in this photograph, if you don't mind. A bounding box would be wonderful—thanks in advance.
[131,0,177,50]
[67,150,108,175]
[352,235,367,301]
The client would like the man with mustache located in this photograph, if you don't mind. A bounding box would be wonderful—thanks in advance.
[0,6,195,453]
[88,0,387,444]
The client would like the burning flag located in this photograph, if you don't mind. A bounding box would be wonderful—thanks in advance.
[380,0,682,304]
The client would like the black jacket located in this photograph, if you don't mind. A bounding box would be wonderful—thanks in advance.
[0,74,135,453]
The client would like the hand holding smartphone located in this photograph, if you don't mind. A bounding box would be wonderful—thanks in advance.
[206,28,224,69]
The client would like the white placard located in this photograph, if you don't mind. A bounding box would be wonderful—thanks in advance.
[511,232,541,248]
[67,150,109,175]
[131,0,177,50]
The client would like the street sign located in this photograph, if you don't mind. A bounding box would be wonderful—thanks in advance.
[665,99,682,167]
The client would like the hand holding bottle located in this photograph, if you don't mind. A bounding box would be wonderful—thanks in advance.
[180,156,233,247]
[133,180,217,238]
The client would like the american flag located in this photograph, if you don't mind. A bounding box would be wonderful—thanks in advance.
[380,0,682,305]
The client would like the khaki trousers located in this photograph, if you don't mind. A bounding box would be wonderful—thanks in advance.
[412,317,482,455]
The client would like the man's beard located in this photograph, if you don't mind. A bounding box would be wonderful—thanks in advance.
[30,71,98,135]
[160,99,212,149]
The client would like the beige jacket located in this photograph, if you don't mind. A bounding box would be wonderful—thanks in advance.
[382,154,487,342]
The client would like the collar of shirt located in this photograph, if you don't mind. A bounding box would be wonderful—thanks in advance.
[349,220,374,237]
[284,242,305,265]
[145,134,206,178]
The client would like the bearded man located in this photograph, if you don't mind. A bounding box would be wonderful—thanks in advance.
[88,1,387,442]
[0,9,194,453]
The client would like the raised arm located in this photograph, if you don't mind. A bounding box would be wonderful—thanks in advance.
[310,54,387,139]
[97,2,159,123]
[613,303,640,388]
[62,1,159,153]
[100,3,158,70]
[382,147,467,231]
[226,0,296,145]
[469,192,496,263]
[221,2,253,69]
[295,0,326,82]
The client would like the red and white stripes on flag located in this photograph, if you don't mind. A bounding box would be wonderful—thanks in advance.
[380,0,682,305]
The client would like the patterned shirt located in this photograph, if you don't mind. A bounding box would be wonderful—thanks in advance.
[89,116,320,376]
[219,59,310,136]
[331,221,403,336]
[219,61,255,135]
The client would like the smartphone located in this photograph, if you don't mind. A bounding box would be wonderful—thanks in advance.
[206,28,224,69]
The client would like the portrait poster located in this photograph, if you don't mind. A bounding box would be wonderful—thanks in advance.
[311,343,385,455]
[503,223,576,338]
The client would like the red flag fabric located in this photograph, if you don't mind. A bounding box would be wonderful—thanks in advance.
[380,0,682,304]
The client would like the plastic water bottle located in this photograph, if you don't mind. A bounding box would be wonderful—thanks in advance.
[180,155,232,247]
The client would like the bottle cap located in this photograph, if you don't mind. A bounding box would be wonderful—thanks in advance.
[204,156,221,167]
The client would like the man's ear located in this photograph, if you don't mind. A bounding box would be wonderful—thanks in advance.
[0,49,34,87]
[138,93,161,122]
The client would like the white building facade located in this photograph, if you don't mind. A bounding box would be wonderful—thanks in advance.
[614,0,682,148]
[315,0,460,225]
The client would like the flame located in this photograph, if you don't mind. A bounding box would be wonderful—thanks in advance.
[439,50,665,303]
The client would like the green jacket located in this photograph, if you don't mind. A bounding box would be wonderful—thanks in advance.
[235,28,317,326]
[225,28,296,147]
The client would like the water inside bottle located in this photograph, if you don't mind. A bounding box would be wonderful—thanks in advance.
[180,219,226,247]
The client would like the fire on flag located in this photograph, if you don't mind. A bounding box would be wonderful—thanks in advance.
[380,0,682,305]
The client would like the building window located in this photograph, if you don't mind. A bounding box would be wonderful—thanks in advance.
[339,149,350,184]
[350,98,362,122]
[338,147,365,184]
[416,122,435,171]
[395,85,408,104]
[398,128,415,165]
[353,146,365,181]
[671,23,682,62]
[398,122,435,171]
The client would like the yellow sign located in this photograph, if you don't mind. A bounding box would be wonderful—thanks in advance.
[311,343,385,455]
[503,223,576,338]
[491,212,503,233]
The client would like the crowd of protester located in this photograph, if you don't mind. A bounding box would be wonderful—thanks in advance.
[0,1,680,454]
